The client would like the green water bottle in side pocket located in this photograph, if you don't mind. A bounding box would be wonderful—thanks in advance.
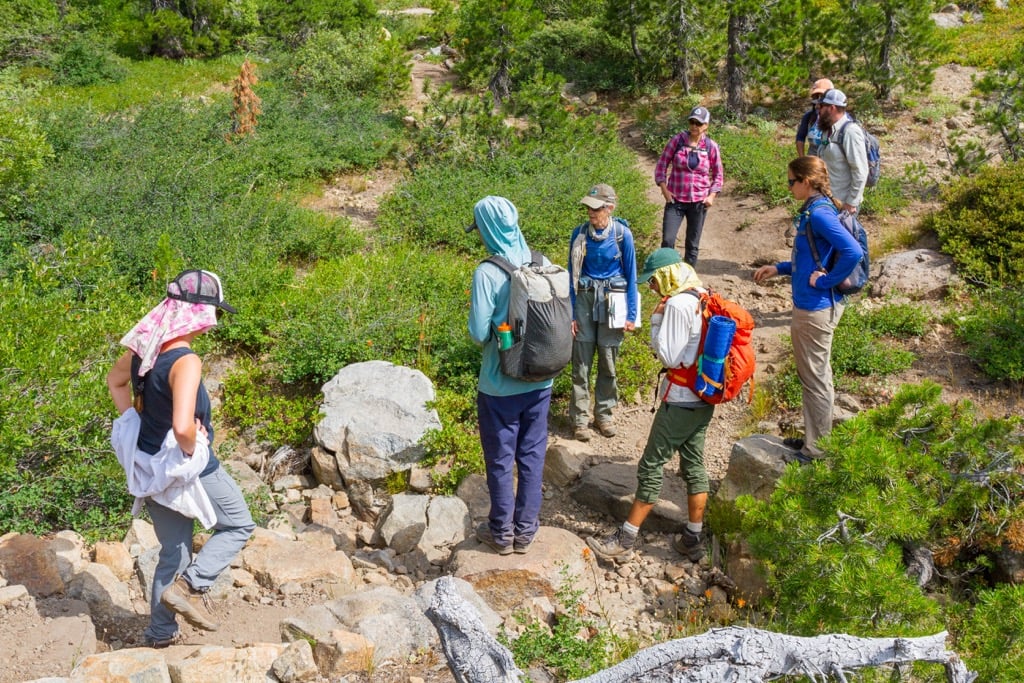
[497,322,513,350]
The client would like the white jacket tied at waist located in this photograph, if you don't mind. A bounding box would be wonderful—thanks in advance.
[111,408,217,529]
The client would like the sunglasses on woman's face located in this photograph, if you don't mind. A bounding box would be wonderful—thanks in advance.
[787,178,798,187]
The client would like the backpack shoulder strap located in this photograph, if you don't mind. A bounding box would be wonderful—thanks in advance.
[529,249,544,267]
[484,255,517,278]
[835,118,860,158]
[801,199,834,270]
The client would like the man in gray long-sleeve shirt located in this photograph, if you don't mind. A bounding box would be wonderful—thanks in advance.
[815,88,868,213]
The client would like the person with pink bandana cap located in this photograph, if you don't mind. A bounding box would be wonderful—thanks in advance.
[107,270,254,648]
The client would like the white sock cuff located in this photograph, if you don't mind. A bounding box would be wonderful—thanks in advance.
[686,521,703,534]
[622,522,640,537]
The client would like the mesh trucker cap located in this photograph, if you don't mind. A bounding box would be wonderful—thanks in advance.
[820,89,848,107]
[166,269,237,313]
[688,106,710,124]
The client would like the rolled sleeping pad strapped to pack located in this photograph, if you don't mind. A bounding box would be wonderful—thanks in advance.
[694,315,736,399]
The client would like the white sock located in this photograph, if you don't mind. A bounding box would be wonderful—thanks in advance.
[686,521,703,534]
[622,522,640,537]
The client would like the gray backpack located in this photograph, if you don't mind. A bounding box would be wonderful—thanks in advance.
[486,250,572,382]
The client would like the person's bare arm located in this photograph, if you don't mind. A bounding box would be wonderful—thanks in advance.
[168,353,203,455]
[107,351,135,414]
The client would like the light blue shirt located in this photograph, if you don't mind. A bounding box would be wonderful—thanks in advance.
[468,196,554,397]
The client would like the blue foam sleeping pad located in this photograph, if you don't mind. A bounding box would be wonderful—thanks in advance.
[694,314,736,398]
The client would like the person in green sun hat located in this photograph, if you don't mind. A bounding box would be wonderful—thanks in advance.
[586,248,714,564]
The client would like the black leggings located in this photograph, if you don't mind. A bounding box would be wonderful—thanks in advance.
[661,201,707,266]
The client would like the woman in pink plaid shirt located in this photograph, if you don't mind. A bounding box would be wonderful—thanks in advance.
[654,106,724,266]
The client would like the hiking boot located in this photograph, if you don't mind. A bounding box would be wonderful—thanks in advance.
[673,528,706,563]
[574,426,593,442]
[586,528,636,562]
[159,576,219,632]
[144,633,183,649]
[476,522,513,556]
[595,420,617,438]
[782,437,805,451]
[513,538,533,554]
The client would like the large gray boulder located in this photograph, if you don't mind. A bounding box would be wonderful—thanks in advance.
[871,249,957,300]
[716,435,793,503]
[570,462,689,532]
[314,361,442,482]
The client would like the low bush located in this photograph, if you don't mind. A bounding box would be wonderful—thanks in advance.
[831,304,921,378]
[220,357,321,447]
[265,246,479,385]
[948,286,1024,382]
[380,100,658,260]
[923,160,1024,288]
[258,0,376,46]
[284,26,411,103]
[15,85,394,340]
[506,565,636,678]
[767,301,926,410]
[52,37,127,86]
[519,18,634,93]
[0,233,140,538]
[739,381,1023,640]
[419,379,484,494]
[953,584,1024,681]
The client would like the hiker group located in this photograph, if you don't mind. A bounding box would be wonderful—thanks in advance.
[466,82,869,562]
[105,79,869,647]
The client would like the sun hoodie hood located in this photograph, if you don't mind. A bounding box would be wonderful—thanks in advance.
[474,196,531,265]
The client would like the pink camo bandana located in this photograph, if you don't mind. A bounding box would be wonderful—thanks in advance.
[119,298,217,376]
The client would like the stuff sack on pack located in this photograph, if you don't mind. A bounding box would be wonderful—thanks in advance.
[664,289,756,404]
[486,250,573,382]
[806,208,871,296]
[838,119,882,188]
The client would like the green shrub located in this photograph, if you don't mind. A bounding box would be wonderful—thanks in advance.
[380,108,658,260]
[419,381,484,494]
[53,38,127,86]
[739,381,1024,637]
[923,160,1024,288]
[0,107,52,228]
[19,89,393,338]
[506,565,635,678]
[766,301,924,409]
[831,305,921,378]
[33,55,247,113]
[0,232,140,538]
[266,246,479,385]
[949,286,1024,381]
[220,357,320,447]
[954,584,1024,682]
[285,27,411,103]
[258,0,376,46]
[519,18,634,93]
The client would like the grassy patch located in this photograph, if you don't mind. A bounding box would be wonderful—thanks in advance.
[33,55,249,113]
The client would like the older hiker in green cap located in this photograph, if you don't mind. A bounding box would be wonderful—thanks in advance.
[587,248,714,564]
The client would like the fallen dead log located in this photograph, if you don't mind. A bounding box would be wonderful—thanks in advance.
[426,576,977,683]
[426,576,524,683]
[571,627,976,683]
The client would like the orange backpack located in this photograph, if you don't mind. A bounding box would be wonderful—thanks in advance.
[664,289,756,404]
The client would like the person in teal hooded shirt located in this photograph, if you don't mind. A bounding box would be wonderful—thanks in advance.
[467,196,553,555]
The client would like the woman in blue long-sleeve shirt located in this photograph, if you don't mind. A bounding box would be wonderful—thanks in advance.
[754,156,863,461]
